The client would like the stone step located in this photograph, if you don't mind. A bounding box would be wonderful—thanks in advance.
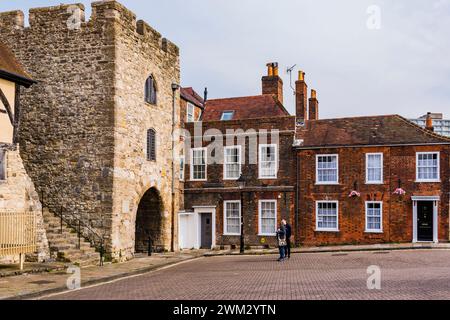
[58,250,99,262]
[43,208,103,268]
[49,242,93,252]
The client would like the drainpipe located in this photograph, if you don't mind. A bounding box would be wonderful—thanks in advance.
[295,152,300,247]
[171,83,180,252]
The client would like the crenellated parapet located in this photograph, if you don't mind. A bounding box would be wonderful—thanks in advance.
[0,10,25,33]
[0,1,179,57]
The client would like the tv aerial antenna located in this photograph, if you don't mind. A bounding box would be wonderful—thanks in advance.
[286,64,297,95]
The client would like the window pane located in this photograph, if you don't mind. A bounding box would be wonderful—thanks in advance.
[260,145,277,178]
[366,202,382,231]
[192,149,206,180]
[317,156,338,183]
[226,202,240,234]
[260,201,276,234]
[225,147,240,179]
[417,153,438,180]
[317,202,338,230]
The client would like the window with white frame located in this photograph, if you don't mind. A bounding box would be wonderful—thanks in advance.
[186,103,195,122]
[259,144,277,178]
[179,155,185,181]
[0,150,6,181]
[220,111,234,121]
[259,200,277,235]
[224,201,241,235]
[416,152,440,182]
[366,153,383,184]
[190,148,207,181]
[316,155,338,184]
[316,201,339,231]
[365,201,383,232]
[224,146,241,180]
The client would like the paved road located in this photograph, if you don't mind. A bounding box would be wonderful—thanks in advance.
[45,250,450,300]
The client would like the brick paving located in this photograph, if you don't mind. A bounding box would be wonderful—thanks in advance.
[0,251,205,300]
[45,249,450,300]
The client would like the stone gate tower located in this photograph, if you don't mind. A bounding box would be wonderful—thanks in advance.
[0,1,181,261]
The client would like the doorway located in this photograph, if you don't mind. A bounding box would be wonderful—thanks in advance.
[135,187,163,253]
[200,213,212,249]
[417,201,433,242]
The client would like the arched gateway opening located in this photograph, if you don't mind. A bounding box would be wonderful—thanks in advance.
[135,187,164,253]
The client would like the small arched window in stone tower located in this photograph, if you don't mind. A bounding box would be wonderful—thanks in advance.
[147,129,156,161]
[145,75,157,104]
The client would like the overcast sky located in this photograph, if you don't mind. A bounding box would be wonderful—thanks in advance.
[2,0,449,118]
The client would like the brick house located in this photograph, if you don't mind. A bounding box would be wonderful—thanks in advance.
[180,63,296,249]
[294,72,450,246]
[180,87,204,126]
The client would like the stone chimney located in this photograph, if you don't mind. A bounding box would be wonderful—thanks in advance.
[295,70,308,122]
[309,89,319,120]
[262,62,283,105]
[426,112,434,131]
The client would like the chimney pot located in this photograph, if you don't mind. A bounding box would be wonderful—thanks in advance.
[309,89,319,120]
[266,63,274,76]
[295,69,308,121]
[262,62,283,105]
[426,112,434,131]
[298,71,305,81]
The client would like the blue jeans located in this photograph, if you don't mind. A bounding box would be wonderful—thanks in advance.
[278,246,286,260]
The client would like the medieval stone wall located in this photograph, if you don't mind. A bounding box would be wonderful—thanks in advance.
[0,1,181,261]
[110,1,181,259]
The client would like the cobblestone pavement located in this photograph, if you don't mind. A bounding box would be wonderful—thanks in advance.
[45,249,450,300]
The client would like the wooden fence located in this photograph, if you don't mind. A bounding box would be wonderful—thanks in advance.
[0,212,36,269]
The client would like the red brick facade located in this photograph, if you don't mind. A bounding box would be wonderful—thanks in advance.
[297,145,450,246]
[183,116,296,248]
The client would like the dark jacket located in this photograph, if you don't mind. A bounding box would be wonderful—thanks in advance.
[285,223,292,239]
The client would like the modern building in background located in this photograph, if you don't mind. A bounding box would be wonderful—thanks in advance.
[410,113,450,137]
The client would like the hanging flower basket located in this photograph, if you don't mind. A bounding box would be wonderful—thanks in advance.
[348,190,361,198]
[393,188,406,195]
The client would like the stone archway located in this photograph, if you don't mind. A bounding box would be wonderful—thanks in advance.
[135,187,164,253]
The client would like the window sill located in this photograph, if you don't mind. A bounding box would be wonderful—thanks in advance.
[223,233,241,236]
[365,182,384,185]
[415,180,441,183]
[223,177,240,181]
[315,229,339,233]
[258,176,278,180]
[258,234,276,237]
[365,230,383,234]
[190,179,207,182]
[315,182,339,186]
[144,102,157,107]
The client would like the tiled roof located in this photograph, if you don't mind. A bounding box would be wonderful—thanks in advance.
[201,94,290,121]
[0,41,34,87]
[296,115,450,148]
[180,87,204,109]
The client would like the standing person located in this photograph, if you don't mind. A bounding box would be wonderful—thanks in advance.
[276,222,287,262]
[282,219,292,259]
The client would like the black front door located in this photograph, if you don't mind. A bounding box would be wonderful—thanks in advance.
[201,213,212,249]
[417,201,433,242]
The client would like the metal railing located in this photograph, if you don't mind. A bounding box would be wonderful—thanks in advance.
[41,191,105,266]
[0,211,37,269]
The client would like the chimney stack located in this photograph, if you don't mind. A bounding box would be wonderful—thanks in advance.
[309,89,319,120]
[426,112,434,131]
[295,70,308,122]
[262,62,283,105]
